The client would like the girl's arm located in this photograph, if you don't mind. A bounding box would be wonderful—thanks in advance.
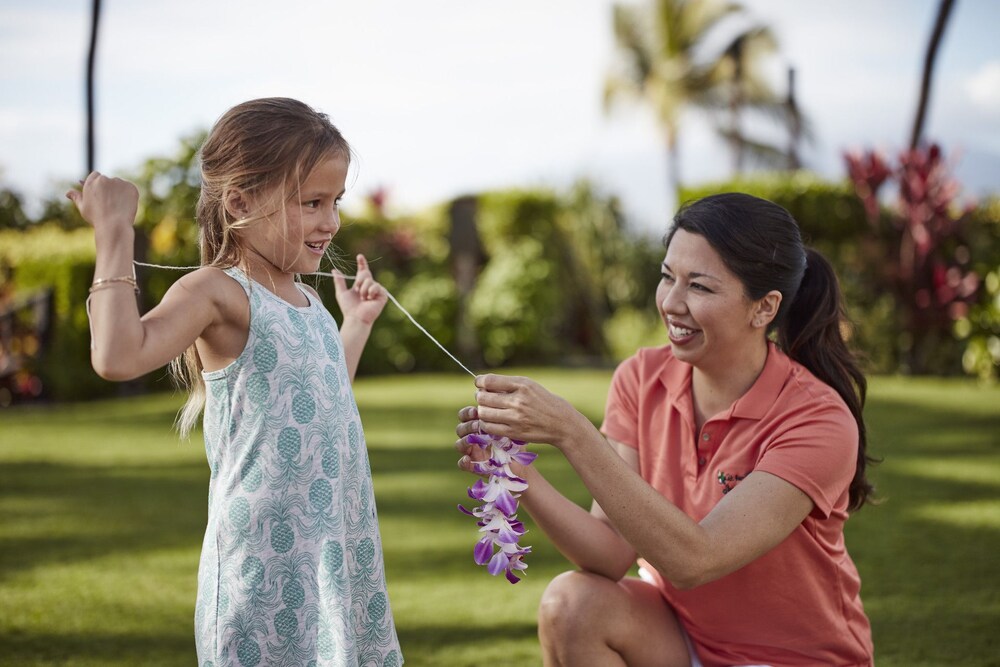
[470,374,814,590]
[68,172,220,380]
[332,254,387,383]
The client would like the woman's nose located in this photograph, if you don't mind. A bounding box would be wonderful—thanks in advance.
[660,285,685,315]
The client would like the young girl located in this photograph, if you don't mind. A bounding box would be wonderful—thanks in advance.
[68,98,403,667]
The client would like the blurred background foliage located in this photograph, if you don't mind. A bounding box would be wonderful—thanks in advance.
[1,132,999,404]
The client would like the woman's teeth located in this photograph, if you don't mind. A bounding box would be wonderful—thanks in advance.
[670,323,696,337]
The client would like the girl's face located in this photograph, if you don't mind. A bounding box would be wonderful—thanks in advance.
[656,229,766,373]
[242,154,348,276]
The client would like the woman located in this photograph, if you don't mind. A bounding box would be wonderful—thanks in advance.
[456,193,875,667]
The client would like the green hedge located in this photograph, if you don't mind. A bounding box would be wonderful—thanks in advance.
[0,226,109,399]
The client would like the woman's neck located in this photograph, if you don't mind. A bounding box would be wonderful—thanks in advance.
[691,340,770,429]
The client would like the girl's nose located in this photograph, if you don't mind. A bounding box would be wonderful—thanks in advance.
[320,207,341,234]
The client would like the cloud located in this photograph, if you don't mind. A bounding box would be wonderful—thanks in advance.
[964,61,1000,113]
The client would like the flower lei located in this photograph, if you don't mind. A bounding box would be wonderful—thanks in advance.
[458,432,537,583]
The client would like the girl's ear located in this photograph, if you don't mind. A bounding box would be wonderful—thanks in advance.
[224,189,251,221]
[752,290,782,329]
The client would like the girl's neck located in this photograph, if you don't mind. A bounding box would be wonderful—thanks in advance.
[241,249,305,306]
[691,339,770,429]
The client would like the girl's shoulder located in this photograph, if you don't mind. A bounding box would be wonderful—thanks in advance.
[167,266,249,313]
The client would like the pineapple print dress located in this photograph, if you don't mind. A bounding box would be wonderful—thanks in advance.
[194,268,402,667]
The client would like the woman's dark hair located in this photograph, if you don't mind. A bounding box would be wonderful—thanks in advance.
[666,193,875,511]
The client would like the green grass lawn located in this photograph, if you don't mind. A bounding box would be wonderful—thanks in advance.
[1,371,998,666]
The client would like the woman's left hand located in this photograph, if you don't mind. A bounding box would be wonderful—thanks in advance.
[470,374,587,450]
[333,254,388,325]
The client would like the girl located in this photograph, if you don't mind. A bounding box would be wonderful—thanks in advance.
[456,193,875,667]
[68,98,402,667]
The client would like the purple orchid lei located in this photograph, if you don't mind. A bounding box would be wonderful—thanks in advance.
[458,432,538,583]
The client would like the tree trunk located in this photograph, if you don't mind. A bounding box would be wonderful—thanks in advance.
[86,0,102,173]
[666,127,681,201]
[786,66,802,170]
[909,0,956,150]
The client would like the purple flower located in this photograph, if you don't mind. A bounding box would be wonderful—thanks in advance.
[458,432,536,583]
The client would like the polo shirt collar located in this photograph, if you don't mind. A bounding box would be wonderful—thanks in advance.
[731,341,791,420]
[657,341,791,422]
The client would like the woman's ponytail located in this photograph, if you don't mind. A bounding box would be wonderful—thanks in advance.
[779,248,876,511]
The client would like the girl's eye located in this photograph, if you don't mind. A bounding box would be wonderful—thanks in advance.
[304,200,320,209]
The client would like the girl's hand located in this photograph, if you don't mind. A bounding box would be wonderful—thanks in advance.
[65,171,139,235]
[333,254,388,325]
[472,374,589,451]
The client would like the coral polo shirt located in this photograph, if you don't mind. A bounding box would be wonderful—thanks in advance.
[600,342,873,667]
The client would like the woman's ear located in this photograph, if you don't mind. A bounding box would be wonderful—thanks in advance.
[752,290,783,329]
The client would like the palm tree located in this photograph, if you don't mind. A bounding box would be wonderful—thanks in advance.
[86,0,102,173]
[604,0,795,195]
[909,0,956,149]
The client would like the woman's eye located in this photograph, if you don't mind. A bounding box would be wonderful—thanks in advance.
[661,273,674,283]
[691,282,711,292]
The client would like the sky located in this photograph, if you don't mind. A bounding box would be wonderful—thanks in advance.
[1,0,998,234]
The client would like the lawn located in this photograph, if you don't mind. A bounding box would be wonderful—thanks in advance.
[1,371,998,666]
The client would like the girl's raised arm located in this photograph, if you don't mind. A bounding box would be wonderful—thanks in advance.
[68,172,220,381]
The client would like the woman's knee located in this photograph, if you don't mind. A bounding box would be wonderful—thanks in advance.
[538,570,616,639]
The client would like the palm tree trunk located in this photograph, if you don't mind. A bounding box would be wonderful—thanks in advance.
[666,127,681,200]
[909,0,956,150]
[86,0,102,173]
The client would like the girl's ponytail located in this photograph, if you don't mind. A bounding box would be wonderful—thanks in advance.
[779,249,875,511]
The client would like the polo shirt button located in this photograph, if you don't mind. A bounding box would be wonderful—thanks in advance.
[698,457,707,466]
[702,433,710,441]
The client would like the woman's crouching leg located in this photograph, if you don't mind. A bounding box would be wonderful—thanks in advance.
[538,571,691,667]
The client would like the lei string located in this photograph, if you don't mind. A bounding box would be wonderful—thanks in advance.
[458,432,537,583]
[131,263,529,580]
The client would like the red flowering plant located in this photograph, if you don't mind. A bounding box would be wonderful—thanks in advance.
[845,144,980,374]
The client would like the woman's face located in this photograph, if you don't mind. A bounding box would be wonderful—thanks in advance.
[656,229,764,372]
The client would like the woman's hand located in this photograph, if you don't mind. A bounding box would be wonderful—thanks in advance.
[66,171,139,236]
[454,406,493,475]
[333,254,388,325]
[472,374,590,450]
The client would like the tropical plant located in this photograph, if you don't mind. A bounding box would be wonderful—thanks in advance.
[846,144,980,375]
[604,0,799,194]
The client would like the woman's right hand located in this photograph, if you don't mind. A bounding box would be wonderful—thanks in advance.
[66,171,139,235]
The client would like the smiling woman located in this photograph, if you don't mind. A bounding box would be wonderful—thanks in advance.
[456,192,877,667]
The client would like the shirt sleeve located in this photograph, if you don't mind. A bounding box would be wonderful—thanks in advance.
[600,353,643,450]
[754,397,859,519]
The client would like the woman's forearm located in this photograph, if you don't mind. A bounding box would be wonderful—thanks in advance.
[517,464,636,579]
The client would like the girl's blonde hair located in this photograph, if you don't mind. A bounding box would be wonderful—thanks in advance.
[171,97,352,437]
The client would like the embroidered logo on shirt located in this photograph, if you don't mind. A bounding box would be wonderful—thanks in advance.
[717,470,749,495]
